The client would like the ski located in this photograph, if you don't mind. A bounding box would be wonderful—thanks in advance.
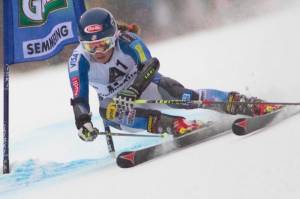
[116,122,232,168]
[232,108,284,136]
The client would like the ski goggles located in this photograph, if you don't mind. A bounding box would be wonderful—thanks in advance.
[81,36,116,54]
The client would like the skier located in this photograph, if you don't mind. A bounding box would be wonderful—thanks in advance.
[68,8,278,142]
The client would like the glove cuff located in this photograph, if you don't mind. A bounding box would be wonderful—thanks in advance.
[76,114,91,129]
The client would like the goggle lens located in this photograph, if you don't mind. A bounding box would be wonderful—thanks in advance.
[81,36,115,54]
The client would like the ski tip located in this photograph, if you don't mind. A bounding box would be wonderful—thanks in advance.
[116,151,136,168]
[232,118,248,136]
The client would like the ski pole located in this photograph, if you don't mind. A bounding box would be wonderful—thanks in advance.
[133,99,300,106]
[102,121,115,157]
[96,129,164,138]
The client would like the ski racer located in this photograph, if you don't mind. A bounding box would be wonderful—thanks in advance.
[68,8,279,142]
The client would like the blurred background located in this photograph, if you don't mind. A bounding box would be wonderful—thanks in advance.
[0,0,296,73]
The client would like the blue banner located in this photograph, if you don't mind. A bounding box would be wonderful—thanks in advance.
[3,0,86,65]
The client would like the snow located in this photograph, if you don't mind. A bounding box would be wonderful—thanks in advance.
[1,2,300,199]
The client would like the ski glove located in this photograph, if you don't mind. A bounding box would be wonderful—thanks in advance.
[114,58,160,111]
[115,86,140,110]
[78,122,99,142]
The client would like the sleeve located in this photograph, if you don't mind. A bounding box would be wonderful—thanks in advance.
[68,51,90,103]
[129,34,152,65]
[68,51,91,129]
[119,32,162,86]
[119,32,152,65]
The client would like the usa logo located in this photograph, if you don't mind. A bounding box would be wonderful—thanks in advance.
[84,24,103,33]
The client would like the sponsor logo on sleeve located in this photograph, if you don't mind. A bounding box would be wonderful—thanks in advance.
[69,53,79,73]
[134,44,147,62]
[71,76,80,97]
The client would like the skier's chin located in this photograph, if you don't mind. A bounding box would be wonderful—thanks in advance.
[92,48,114,63]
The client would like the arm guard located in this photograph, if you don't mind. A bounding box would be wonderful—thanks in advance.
[130,57,160,95]
[71,97,91,129]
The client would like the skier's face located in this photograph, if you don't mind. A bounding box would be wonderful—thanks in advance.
[81,35,116,63]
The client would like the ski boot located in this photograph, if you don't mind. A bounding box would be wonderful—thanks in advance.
[225,92,282,116]
[173,118,205,136]
[149,114,205,137]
